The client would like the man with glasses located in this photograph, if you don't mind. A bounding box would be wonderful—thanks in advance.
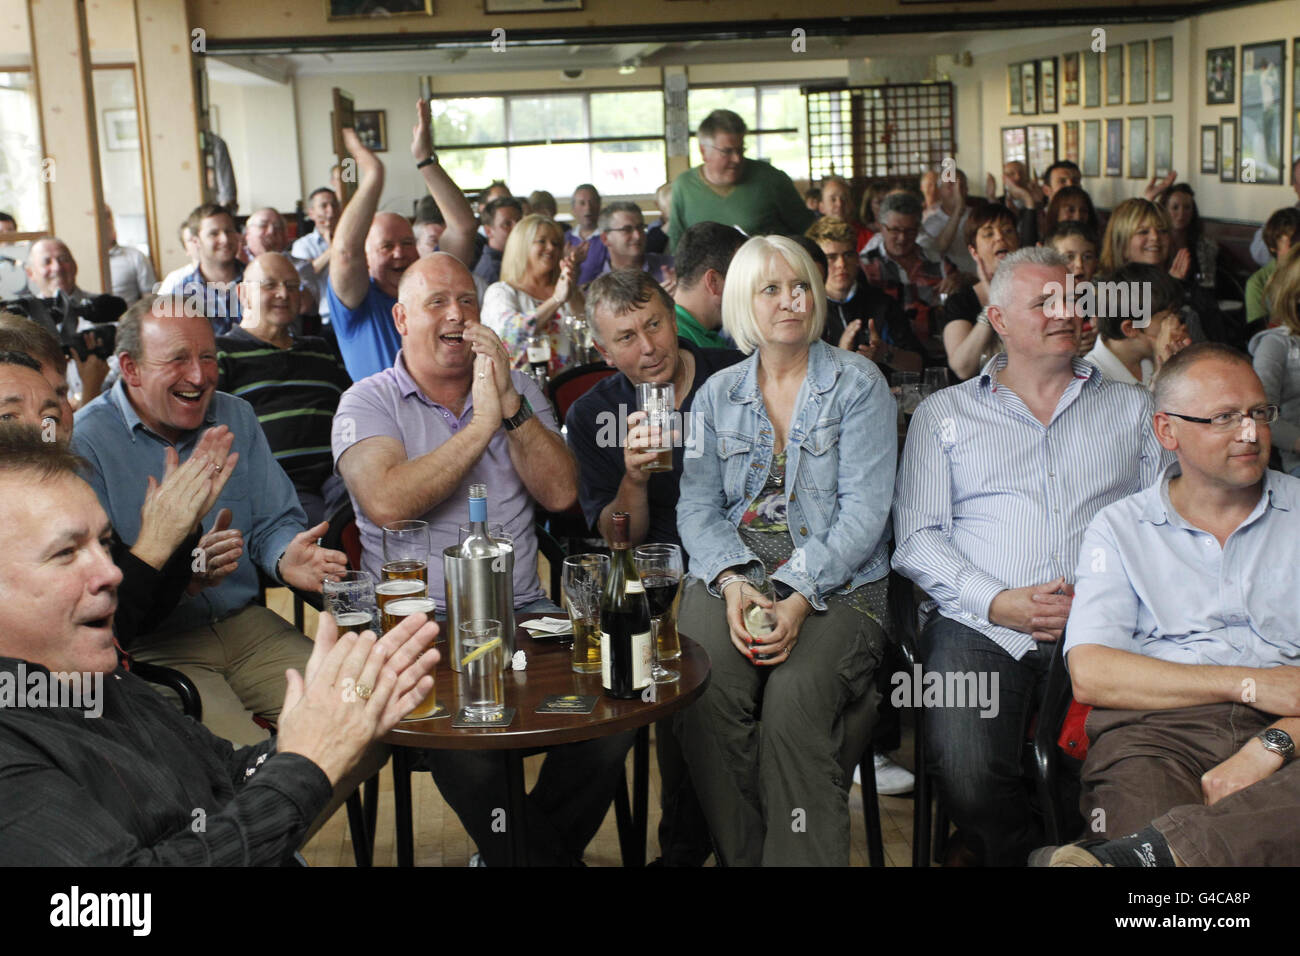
[1035,343,1300,866]
[243,207,321,318]
[592,201,674,289]
[861,191,956,350]
[218,253,352,525]
[666,110,814,255]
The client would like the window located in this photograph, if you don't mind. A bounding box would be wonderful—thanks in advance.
[687,84,808,182]
[804,82,955,182]
[0,71,49,233]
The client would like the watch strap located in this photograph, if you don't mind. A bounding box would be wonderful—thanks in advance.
[416,156,437,169]
[502,395,534,431]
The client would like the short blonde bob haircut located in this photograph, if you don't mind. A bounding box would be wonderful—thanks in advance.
[1099,198,1173,273]
[721,235,826,355]
[500,214,564,287]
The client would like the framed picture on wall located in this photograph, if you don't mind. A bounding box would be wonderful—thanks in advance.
[1022,61,1039,115]
[1009,63,1022,114]
[1084,50,1101,108]
[1128,41,1148,105]
[1200,124,1219,173]
[1106,118,1123,176]
[103,108,139,151]
[1153,116,1174,178]
[1106,47,1124,105]
[1063,52,1080,106]
[1207,46,1236,104]
[1083,119,1101,176]
[1027,124,1058,181]
[1063,120,1080,163]
[1240,40,1286,184]
[354,110,388,152]
[1153,38,1174,102]
[1220,116,1238,182]
[1002,126,1028,167]
[1294,39,1300,179]
[1128,117,1148,178]
[326,0,432,17]
[1040,57,1058,113]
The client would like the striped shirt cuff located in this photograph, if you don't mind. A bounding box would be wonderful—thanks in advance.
[957,569,1006,624]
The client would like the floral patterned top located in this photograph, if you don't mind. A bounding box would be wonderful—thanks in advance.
[480,281,576,376]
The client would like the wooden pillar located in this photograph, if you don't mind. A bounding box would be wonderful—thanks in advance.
[27,0,108,291]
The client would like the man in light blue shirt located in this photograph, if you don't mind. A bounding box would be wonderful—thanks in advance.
[892,247,1170,865]
[72,298,348,745]
[1036,344,1300,866]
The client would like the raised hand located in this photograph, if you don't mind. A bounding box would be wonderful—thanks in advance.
[1168,247,1192,280]
[411,97,434,163]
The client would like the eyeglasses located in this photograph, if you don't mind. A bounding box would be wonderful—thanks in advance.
[882,226,919,238]
[705,144,745,159]
[256,280,302,293]
[606,225,646,236]
[1164,405,1279,430]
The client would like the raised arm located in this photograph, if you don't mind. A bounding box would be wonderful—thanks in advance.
[411,98,477,268]
[330,128,384,311]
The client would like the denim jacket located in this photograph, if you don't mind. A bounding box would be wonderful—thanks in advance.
[677,339,897,610]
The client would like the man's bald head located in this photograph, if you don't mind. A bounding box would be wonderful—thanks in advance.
[1153,342,1256,414]
[365,213,419,297]
[397,251,475,306]
[393,253,480,376]
[240,253,302,330]
[244,207,288,257]
[25,238,77,297]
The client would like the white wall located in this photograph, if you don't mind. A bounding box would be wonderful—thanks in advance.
[209,77,304,214]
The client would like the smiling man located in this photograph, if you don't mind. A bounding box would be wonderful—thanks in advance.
[0,349,61,435]
[72,297,348,745]
[1035,344,1300,867]
[170,204,244,336]
[892,246,1171,866]
[667,110,814,254]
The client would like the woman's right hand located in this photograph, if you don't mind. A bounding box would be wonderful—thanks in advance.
[721,578,766,662]
[134,426,239,569]
[552,258,574,307]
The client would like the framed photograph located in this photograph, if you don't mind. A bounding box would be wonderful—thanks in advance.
[1084,50,1101,108]
[1022,61,1039,115]
[326,0,432,18]
[1153,115,1174,178]
[1200,124,1219,173]
[1207,46,1235,105]
[1106,118,1123,177]
[1009,63,1022,114]
[1153,37,1174,102]
[1128,117,1148,178]
[1040,57,1058,113]
[1063,120,1080,163]
[1083,119,1101,176]
[1220,116,1238,182]
[1062,52,1080,106]
[1106,47,1124,106]
[354,109,387,152]
[1001,126,1027,167]
[1128,41,1148,105]
[1027,124,1058,181]
[1240,40,1286,184]
[1294,39,1300,180]
[102,108,139,151]
[485,0,582,9]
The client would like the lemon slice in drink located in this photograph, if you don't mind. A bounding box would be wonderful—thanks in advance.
[460,636,503,668]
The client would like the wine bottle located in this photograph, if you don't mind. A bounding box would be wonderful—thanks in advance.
[601,512,652,699]
[459,484,499,559]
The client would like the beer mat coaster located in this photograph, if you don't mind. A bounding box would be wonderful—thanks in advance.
[536,694,598,715]
[451,707,516,728]
[521,617,573,637]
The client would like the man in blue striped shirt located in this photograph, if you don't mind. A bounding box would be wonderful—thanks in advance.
[892,246,1170,865]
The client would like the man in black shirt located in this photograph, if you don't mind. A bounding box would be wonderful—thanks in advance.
[0,427,438,865]
[565,269,742,866]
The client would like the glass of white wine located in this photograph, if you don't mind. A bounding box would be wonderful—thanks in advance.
[740,567,777,660]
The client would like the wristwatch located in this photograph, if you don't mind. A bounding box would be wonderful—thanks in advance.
[502,395,534,431]
[1256,728,1295,763]
[416,156,438,169]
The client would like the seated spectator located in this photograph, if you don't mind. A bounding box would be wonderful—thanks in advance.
[1246,208,1300,328]
[0,350,61,435]
[860,180,890,235]
[1158,183,1219,291]
[675,235,897,866]
[0,311,73,436]
[594,201,673,287]
[819,175,872,253]
[0,425,438,864]
[920,169,942,221]
[940,203,1017,381]
[646,182,672,256]
[671,222,746,350]
[104,206,157,305]
[472,196,523,287]
[985,160,1044,247]
[1084,263,1191,386]
[667,110,815,252]
[481,214,585,374]
[168,203,245,336]
[333,252,630,866]
[156,220,200,295]
[470,181,511,263]
[919,167,976,274]
[569,184,608,285]
[1250,158,1300,266]
[291,187,340,324]
[1252,249,1300,475]
[72,298,348,745]
[861,191,956,347]
[219,253,353,525]
[803,186,822,212]
[1044,185,1101,238]
[243,207,320,316]
[1037,345,1300,866]
[527,189,558,221]
[413,197,446,259]
[0,211,24,297]
[328,100,477,380]
[1044,221,1101,356]
[806,215,922,375]
[892,246,1169,866]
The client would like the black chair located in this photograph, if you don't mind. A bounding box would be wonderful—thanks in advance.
[1031,638,1084,846]
[885,568,933,868]
[132,661,202,721]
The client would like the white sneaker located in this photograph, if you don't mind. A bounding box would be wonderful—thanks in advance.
[872,753,915,795]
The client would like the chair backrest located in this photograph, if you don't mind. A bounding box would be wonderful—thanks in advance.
[548,361,617,423]
[323,500,363,570]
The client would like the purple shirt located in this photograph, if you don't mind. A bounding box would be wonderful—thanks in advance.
[331,350,552,610]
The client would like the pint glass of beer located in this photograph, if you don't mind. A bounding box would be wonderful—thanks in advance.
[382,520,430,584]
[385,595,445,720]
[561,554,608,674]
[323,570,378,634]
[635,382,674,473]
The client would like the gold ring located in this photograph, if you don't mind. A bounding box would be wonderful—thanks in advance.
[355,682,373,701]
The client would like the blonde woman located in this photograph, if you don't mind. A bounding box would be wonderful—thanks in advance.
[480,214,586,374]
[675,234,896,866]
[1252,244,1300,475]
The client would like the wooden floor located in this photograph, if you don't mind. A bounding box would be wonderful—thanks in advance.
[268,587,925,868]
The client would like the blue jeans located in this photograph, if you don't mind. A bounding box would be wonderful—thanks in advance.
[918,614,1052,866]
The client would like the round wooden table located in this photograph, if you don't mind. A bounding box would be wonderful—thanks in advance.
[380,615,710,866]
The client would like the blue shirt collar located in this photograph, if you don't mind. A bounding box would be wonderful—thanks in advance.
[978,353,1102,392]
[107,378,218,445]
[1143,460,1292,527]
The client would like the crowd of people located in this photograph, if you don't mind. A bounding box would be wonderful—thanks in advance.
[0,95,1298,868]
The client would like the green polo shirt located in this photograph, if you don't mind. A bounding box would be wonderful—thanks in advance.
[674,304,729,350]
[667,159,816,253]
